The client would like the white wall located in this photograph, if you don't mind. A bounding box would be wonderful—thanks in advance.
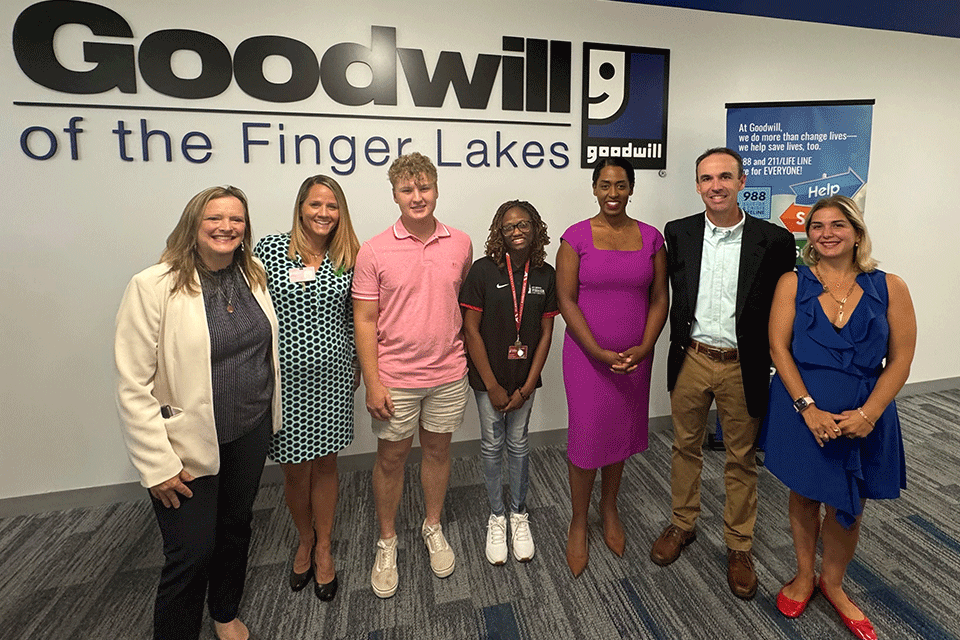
[1,0,956,500]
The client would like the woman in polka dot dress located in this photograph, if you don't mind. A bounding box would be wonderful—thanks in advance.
[254,175,360,601]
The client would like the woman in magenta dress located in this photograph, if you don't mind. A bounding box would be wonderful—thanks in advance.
[556,158,668,576]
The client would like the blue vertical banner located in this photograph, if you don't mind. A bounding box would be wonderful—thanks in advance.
[725,100,874,260]
[714,100,873,447]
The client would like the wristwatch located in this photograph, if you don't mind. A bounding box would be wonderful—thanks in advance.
[793,396,815,413]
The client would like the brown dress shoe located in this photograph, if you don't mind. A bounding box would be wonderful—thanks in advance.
[727,549,758,600]
[650,524,696,566]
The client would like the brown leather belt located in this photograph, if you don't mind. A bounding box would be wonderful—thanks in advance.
[689,340,739,362]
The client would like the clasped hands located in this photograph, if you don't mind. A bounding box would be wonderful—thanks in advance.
[802,405,875,447]
[487,384,529,413]
[599,346,648,374]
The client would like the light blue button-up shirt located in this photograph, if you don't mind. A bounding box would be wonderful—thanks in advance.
[690,213,744,349]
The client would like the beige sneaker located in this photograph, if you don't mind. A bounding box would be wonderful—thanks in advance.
[509,512,536,562]
[421,520,455,578]
[370,536,398,598]
[485,514,508,565]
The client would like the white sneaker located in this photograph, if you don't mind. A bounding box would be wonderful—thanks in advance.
[510,512,536,562]
[421,520,456,578]
[485,514,508,565]
[370,536,398,598]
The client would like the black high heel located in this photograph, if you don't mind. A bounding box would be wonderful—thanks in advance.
[289,542,315,592]
[314,572,338,601]
[289,560,314,592]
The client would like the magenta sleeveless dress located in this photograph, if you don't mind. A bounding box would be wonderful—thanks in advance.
[561,219,664,469]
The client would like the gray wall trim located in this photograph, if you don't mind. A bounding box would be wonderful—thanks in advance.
[2,382,954,518]
[899,377,960,397]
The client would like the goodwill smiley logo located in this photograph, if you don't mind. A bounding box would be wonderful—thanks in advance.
[581,43,670,170]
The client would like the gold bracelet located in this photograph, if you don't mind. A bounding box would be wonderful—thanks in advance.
[856,407,875,427]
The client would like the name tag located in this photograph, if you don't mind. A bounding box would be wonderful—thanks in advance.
[508,344,528,360]
[289,267,316,283]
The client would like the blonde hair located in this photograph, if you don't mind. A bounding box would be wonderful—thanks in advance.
[160,186,267,294]
[802,195,878,272]
[387,152,438,189]
[288,175,360,271]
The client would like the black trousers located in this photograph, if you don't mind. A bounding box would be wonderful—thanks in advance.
[150,417,271,640]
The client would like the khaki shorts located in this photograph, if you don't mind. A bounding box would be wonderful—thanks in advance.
[372,375,469,442]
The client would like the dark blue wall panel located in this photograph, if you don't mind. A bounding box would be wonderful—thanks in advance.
[612,1,960,40]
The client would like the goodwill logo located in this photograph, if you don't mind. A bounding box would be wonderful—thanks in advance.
[10,1,670,173]
[581,43,669,170]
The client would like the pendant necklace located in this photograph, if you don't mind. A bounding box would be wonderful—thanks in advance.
[814,265,857,325]
[218,271,237,314]
[303,241,325,263]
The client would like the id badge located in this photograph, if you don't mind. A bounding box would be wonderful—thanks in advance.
[289,266,316,283]
[508,344,528,360]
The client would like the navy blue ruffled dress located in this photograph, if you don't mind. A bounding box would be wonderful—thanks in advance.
[762,266,906,527]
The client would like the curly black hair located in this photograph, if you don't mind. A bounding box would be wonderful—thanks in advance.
[484,200,551,268]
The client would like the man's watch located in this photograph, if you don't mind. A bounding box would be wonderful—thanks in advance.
[793,396,815,413]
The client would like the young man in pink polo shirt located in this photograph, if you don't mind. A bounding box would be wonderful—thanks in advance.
[352,153,473,598]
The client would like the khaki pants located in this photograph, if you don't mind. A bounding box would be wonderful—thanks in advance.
[669,347,760,551]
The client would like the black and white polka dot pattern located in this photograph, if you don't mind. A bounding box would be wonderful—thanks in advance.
[254,234,355,463]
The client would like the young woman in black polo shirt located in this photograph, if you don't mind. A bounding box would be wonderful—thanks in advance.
[459,200,559,565]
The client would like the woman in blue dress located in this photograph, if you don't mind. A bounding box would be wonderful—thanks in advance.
[764,195,916,640]
[254,176,360,601]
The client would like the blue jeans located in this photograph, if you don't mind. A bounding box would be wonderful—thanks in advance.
[475,389,535,516]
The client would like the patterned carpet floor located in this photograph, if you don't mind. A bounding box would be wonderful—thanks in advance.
[1,389,958,639]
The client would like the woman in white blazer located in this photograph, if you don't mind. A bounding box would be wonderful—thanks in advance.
[116,186,281,640]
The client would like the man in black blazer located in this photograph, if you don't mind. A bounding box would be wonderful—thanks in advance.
[650,147,795,600]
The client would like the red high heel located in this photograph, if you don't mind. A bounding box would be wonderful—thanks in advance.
[818,578,877,640]
[776,577,816,618]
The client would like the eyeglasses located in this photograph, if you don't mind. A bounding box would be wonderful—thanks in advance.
[500,220,532,235]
